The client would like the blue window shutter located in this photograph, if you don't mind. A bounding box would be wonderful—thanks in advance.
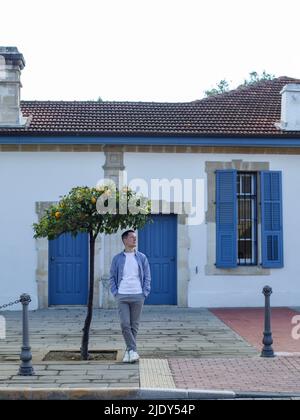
[261,171,284,268]
[216,170,237,268]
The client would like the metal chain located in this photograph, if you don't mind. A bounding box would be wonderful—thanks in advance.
[0,299,21,311]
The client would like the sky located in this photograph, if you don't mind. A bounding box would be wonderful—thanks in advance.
[1,0,300,102]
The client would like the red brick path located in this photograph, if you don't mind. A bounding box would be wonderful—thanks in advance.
[211,308,300,353]
[169,357,300,393]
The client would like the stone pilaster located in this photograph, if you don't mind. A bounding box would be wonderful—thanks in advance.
[35,202,56,309]
[102,150,125,186]
[177,214,190,307]
[100,151,125,308]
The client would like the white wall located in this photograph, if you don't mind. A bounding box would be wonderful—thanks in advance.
[0,152,105,309]
[1,150,299,309]
[124,152,300,308]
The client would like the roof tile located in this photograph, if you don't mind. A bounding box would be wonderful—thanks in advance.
[0,76,300,137]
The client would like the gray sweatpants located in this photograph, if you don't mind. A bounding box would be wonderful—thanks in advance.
[116,293,145,352]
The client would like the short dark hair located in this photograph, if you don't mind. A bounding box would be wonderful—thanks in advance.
[121,230,135,242]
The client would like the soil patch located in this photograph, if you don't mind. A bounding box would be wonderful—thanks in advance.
[43,350,117,361]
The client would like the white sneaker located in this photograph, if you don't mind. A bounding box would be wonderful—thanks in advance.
[128,350,140,363]
[122,350,130,363]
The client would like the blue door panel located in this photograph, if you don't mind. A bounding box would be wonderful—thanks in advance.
[49,233,88,305]
[139,214,177,305]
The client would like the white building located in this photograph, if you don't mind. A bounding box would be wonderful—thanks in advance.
[1,47,300,309]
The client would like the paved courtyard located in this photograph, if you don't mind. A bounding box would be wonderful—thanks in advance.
[0,306,255,391]
[0,307,257,363]
[0,307,299,397]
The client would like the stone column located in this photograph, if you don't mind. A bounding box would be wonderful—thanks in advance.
[35,202,55,309]
[100,151,125,308]
[177,214,190,307]
[102,150,125,186]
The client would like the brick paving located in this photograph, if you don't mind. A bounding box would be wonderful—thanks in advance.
[169,357,300,394]
[211,308,300,353]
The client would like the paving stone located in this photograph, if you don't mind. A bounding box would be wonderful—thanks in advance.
[55,379,93,384]
[33,371,59,376]
[58,371,89,376]
[140,359,176,389]
[45,366,89,371]
[60,384,111,388]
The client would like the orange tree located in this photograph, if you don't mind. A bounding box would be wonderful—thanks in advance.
[33,184,151,360]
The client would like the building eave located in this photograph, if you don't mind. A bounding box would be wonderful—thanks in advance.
[1,135,300,147]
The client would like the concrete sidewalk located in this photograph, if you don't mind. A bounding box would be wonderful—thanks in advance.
[0,307,299,399]
[0,356,300,399]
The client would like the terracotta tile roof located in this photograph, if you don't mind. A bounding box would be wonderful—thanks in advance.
[1,76,300,137]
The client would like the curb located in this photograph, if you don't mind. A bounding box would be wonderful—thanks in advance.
[0,387,235,400]
[138,388,235,400]
[0,387,299,400]
[235,392,300,399]
[0,388,139,400]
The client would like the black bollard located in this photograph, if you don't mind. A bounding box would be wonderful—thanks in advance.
[261,286,275,358]
[18,294,35,376]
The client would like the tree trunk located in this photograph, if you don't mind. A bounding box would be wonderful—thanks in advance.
[81,232,96,360]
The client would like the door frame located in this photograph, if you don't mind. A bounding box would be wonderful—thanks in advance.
[35,201,101,309]
[139,213,178,305]
[137,199,191,307]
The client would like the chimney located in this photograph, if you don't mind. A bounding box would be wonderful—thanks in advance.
[0,46,27,127]
[275,83,300,131]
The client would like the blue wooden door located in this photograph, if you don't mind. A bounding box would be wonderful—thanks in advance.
[138,214,177,305]
[49,233,88,305]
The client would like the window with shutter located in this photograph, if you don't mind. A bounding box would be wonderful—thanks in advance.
[261,171,284,268]
[216,169,283,269]
[216,170,237,268]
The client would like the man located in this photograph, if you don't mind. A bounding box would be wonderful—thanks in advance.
[110,230,151,363]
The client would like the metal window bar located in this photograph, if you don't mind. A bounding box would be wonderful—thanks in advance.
[237,172,258,266]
